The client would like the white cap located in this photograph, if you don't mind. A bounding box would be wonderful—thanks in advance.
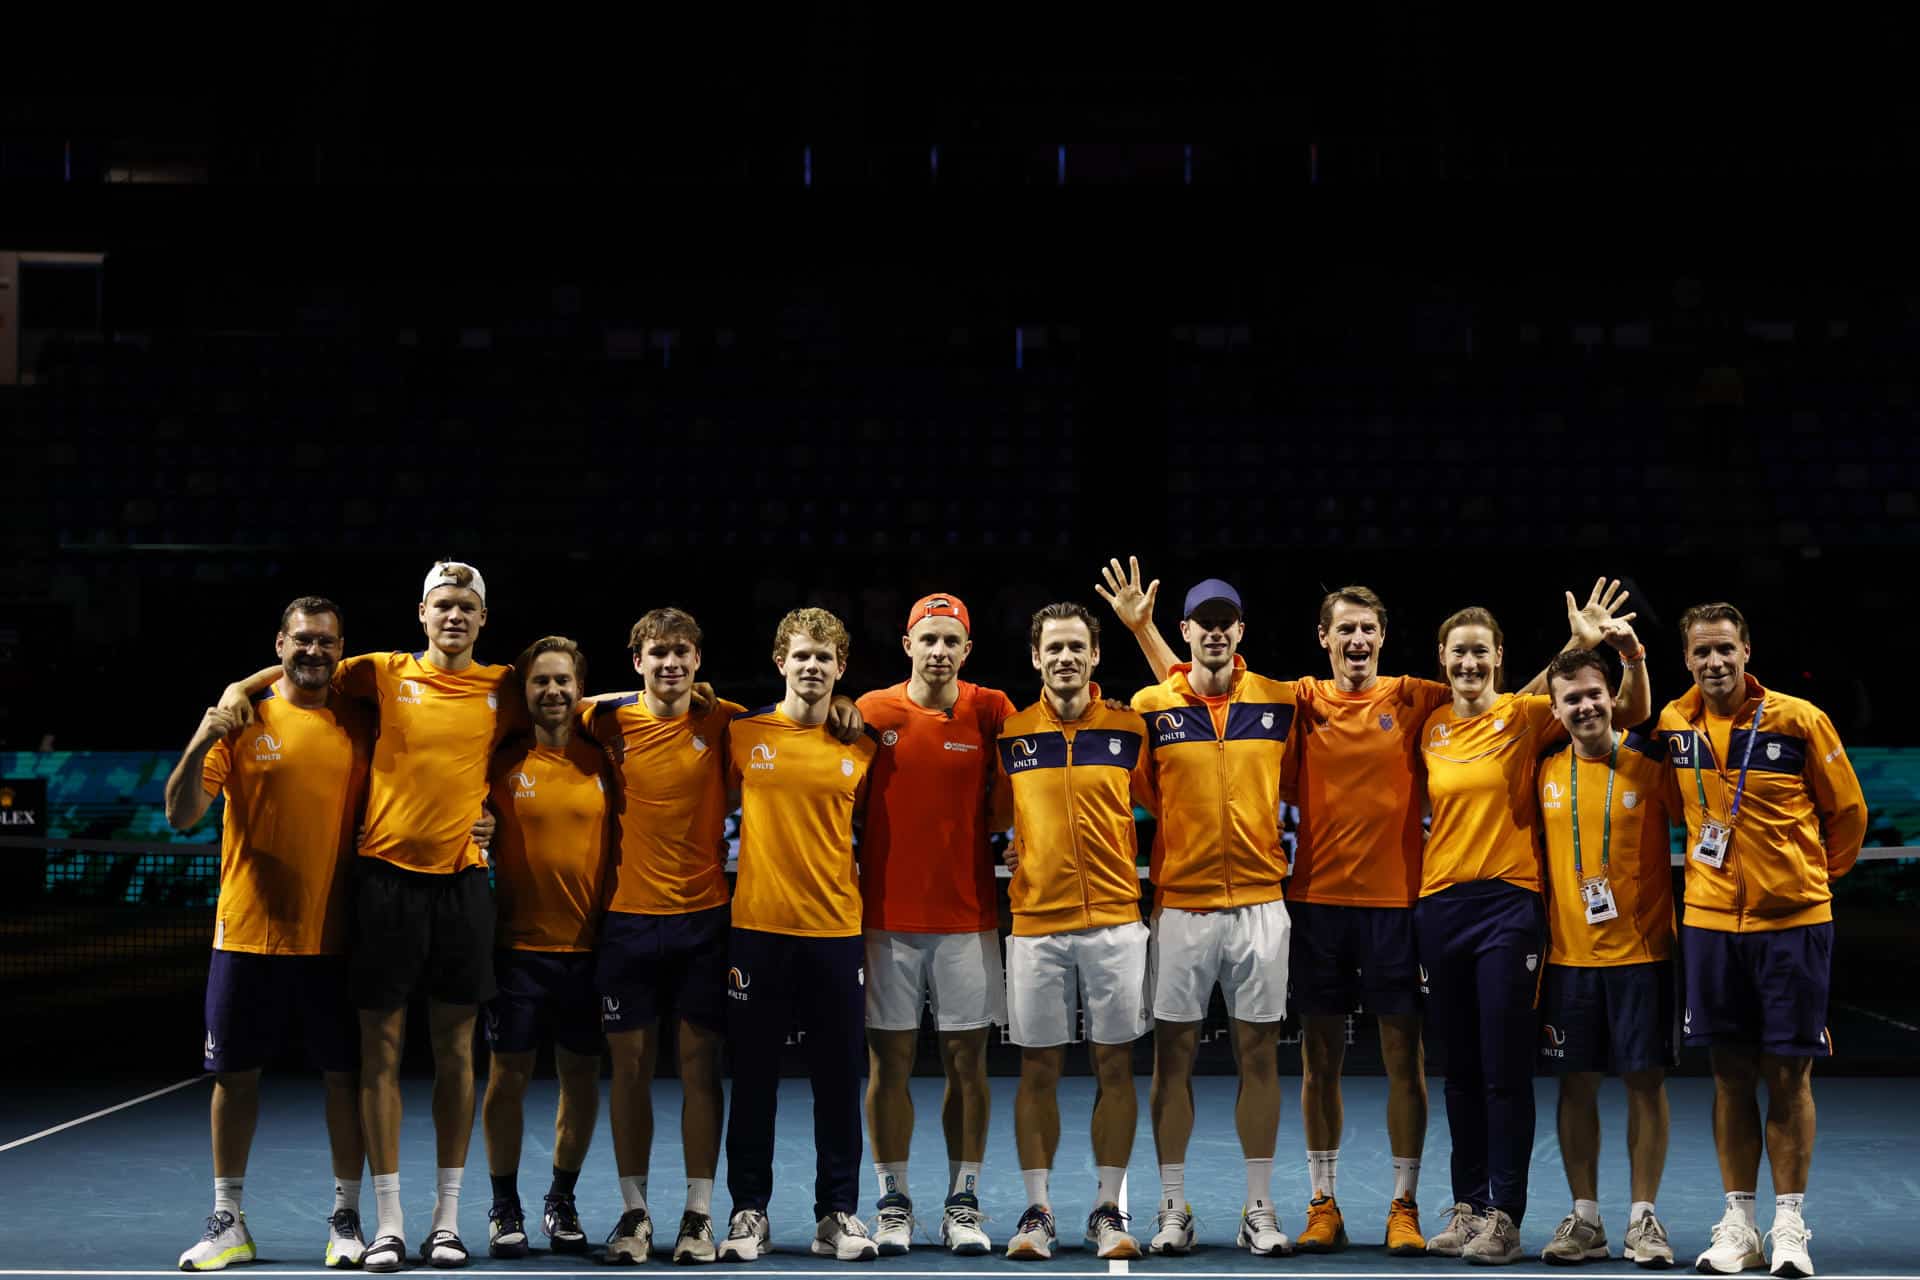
[421,561,487,605]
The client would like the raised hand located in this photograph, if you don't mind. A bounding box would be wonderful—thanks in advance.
[1600,617,1642,656]
[1566,577,1637,651]
[1095,555,1161,633]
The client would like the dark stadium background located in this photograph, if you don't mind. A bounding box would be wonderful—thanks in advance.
[5,11,1919,1075]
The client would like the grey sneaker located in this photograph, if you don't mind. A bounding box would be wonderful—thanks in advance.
[1429,1202,1485,1257]
[1624,1210,1674,1268]
[1465,1209,1524,1265]
[1542,1213,1609,1264]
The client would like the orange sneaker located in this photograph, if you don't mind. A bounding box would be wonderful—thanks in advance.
[1295,1194,1348,1253]
[1386,1197,1427,1256]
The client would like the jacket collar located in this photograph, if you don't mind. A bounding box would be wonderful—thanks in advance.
[1677,672,1767,724]
[1169,654,1247,700]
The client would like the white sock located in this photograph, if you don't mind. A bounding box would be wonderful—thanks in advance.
[620,1175,649,1212]
[214,1176,244,1216]
[1574,1198,1600,1226]
[1096,1165,1127,1210]
[1727,1191,1758,1226]
[952,1161,982,1199]
[686,1178,714,1217]
[875,1160,909,1200]
[1021,1168,1051,1210]
[1307,1149,1339,1198]
[432,1167,463,1235]
[1392,1156,1421,1202]
[1158,1163,1185,1211]
[1245,1157,1274,1208]
[373,1172,403,1241]
[1776,1193,1805,1220]
[1630,1200,1656,1223]
[334,1176,361,1215]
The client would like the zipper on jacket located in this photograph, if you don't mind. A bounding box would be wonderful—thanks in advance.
[1065,730,1091,927]
[1217,734,1234,905]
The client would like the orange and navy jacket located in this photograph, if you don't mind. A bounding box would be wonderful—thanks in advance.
[1537,727,1675,967]
[994,685,1155,937]
[1656,675,1866,933]
[1131,658,1295,912]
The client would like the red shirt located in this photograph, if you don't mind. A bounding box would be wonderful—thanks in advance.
[856,680,1017,933]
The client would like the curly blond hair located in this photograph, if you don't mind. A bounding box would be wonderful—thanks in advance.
[772,607,850,667]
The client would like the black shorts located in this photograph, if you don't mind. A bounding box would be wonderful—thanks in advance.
[203,951,358,1074]
[1539,959,1677,1075]
[351,858,496,1011]
[484,949,604,1057]
[1286,900,1422,1018]
[596,904,731,1034]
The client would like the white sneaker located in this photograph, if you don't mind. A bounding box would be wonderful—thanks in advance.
[1765,1212,1814,1279]
[1696,1207,1765,1274]
[180,1211,256,1272]
[941,1194,991,1256]
[325,1209,366,1268]
[1149,1205,1195,1256]
[1085,1204,1140,1260]
[716,1210,770,1263]
[673,1211,717,1265]
[872,1193,914,1255]
[605,1207,653,1264]
[811,1212,879,1261]
[1005,1205,1057,1260]
[1237,1202,1292,1256]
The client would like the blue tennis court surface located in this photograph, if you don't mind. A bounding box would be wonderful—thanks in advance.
[2,1076,1913,1278]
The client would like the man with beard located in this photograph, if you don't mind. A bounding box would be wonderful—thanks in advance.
[216,562,509,1270]
[996,603,1155,1263]
[166,597,373,1271]
[480,637,613,1260]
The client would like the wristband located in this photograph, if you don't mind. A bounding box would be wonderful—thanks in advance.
[1619,644,1646,666]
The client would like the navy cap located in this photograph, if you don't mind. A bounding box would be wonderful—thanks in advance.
[1182,578,1243,618]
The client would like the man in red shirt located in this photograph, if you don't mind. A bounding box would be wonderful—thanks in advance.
[856,594,1016,1256]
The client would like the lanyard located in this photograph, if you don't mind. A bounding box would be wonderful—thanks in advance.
[1693,697,1766,826]
[1570,732,1618,881]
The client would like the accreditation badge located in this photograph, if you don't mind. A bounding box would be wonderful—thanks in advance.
[1691,820,1730,869]
[1581,876,1619,925]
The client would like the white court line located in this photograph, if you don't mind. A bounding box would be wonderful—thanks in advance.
[10,1274,1920,1280]
[0,1076,206,1153]
[1835,1001,1920,1033]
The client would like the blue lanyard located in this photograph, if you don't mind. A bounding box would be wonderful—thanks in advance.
[1692,697,1766,825]
[1569,733,1618,881]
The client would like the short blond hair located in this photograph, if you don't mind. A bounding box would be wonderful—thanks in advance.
[516,635,587,687]
[772,607,851,666]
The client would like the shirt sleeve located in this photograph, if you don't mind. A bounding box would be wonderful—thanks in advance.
[1803,709,1867,880]
[201,736,233,796]
[333,652,379,702]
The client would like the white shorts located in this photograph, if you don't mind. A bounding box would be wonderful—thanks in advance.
[1005,921,1151,1047]
[863,929,1006,1032]
[1150,899,1292,1024]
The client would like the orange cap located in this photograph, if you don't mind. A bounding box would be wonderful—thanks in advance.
[906,592,971,636]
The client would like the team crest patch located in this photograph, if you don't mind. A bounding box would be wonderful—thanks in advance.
[1493,718,1506,732]
[1108,737,1122,755]
[841,758,855,776]
[1525,953,1538,972]
[1622,791,1639,809]
[1261,711,1275,730]
[1380,714,1393,730]
[1767,742,1782,761]
[486,693,498,710]
[881,729,899,747]
[692,735,708,752]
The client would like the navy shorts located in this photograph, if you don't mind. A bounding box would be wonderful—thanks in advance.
[596,904,730,1034]
[351,859,496,1010]
[483,949,604,1057]
[1682,923,1833,1057]
[1286,900,1422,1018]
[1539,959,1677,1075]
[203,950,358,1074]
